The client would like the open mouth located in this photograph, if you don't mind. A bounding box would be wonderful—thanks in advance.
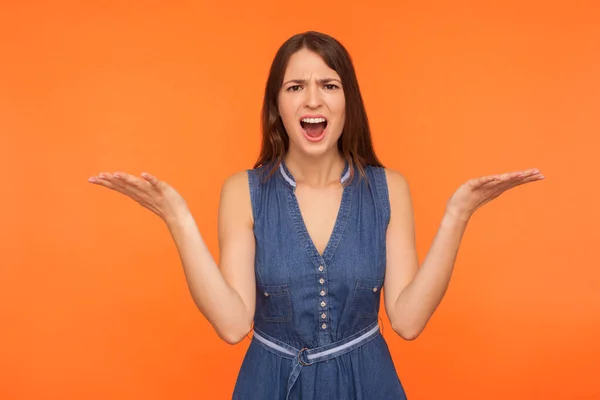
[300,117,328,140]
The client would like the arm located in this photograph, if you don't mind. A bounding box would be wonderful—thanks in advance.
[166,171,256,344]
[383,167,543,340]
[383,169,467,340]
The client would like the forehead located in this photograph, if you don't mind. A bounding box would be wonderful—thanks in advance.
[283,48,340,79]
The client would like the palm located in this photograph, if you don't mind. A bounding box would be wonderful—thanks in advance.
[448,168,545,217]
[88,171,188,222]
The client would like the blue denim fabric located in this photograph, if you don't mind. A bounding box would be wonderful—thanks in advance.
[232,161,408,400]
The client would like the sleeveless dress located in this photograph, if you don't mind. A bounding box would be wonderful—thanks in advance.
[232,160,408,400]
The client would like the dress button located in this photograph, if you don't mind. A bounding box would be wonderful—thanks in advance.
[320,290,326,296]
[264,292,269,297]
[320,301,326,307]
[373,287,378,292]
[319,278,325,284]
[318,266,324,272]
[321,323,327,329]
[321,312,326,319]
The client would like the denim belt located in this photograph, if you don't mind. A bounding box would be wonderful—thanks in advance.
[252,321,381,399]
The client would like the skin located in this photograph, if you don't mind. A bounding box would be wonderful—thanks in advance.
[88,48,545,343]
[278,48,348,255]
[279,48,346,184]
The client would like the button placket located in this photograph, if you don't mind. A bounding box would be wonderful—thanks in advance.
[317,264,329,330]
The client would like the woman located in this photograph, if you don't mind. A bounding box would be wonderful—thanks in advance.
[88,31,544,399]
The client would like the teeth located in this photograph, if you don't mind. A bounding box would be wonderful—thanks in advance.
[301,117,326,123]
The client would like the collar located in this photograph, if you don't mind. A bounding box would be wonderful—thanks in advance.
[278,160,350,189]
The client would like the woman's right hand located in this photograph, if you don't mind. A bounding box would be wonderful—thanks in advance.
[88,171,190,224]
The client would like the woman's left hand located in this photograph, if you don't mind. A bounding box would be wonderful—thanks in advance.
[447,168,545,221]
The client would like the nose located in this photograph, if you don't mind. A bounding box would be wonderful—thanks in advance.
[304,83,323,109]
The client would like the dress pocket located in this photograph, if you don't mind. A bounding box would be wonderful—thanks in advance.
[350,278,384,319]
[255,284,293,322]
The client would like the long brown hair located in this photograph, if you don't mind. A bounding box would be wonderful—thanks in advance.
[253,31,384,184]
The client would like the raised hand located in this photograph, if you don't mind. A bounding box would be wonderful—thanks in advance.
[447,168,545,220]
[88,171,189,223]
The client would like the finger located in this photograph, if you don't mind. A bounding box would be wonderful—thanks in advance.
[518,170,544,180]
[512,173,544,187]
[514,173,545,186]
[524,168,540,175]
[89,175,120,192]
[111,172,156,201]
[470,174,502,189]
[114,172,152,191]
[92,172,138,198]
[475,175,499,186]
[88,171,113,184]
[141,172,160,187]
[497,171,525,181]
[491,169,543,185]
[489,173,544,195]
[104,172,131,190]
[514,168,541,178]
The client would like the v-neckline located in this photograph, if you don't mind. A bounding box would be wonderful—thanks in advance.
[279,160,353,266]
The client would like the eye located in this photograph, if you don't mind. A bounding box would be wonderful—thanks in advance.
[286,85,302,92]
[324,84,339,90]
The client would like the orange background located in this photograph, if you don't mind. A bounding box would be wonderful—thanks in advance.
[1,1,599,399]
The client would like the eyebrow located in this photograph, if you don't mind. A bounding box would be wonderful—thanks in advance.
[283,78,342,86]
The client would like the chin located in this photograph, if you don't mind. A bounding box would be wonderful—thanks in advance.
[290,130,339,158]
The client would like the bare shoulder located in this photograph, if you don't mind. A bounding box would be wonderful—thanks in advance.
[219,170,253,226]
[383,168,412,207]
[221,170,251,192]
[383,168,408,186]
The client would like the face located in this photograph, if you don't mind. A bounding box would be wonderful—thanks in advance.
[277,48,346,158]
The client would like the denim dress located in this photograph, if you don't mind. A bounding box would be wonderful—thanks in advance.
[232,160,408,400]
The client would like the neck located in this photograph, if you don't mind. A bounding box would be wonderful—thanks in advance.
[284,147,345,188]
